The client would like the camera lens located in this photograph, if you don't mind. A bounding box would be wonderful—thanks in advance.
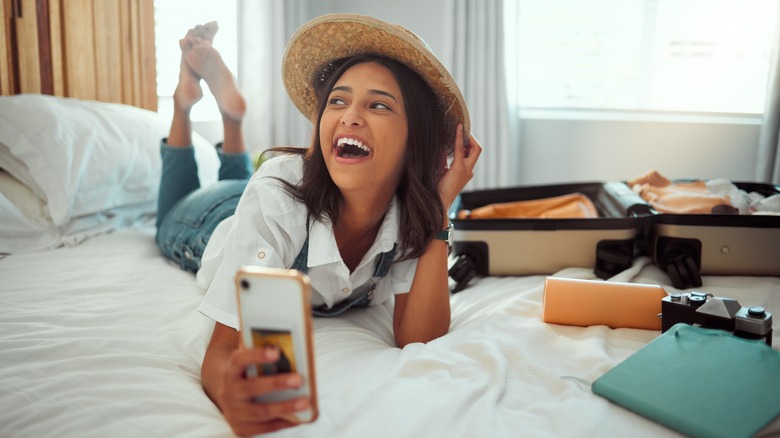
[689,295,706,307]
[240,279,250,290]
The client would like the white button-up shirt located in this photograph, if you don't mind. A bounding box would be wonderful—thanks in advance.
[196,154,417,329]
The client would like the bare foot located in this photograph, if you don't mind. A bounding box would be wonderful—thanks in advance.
[180,21,219,50]
[173,22,220,112]
[184,41,246,121]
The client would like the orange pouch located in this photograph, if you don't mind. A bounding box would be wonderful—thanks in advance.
[542,277,666,330]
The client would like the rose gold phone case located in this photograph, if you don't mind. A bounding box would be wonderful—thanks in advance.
[235,266,318,424]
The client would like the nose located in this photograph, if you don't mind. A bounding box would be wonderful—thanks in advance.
[340,105,364,127]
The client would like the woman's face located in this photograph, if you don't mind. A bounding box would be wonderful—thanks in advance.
[319,61,409,199]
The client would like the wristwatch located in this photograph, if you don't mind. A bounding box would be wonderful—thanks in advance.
[435,222,454,248]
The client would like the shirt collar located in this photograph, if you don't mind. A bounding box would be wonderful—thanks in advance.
[306,196,401,269]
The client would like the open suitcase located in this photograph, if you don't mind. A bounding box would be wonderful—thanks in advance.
[450,180,780,292]
[648,181,780,289]
[448,181,652,292]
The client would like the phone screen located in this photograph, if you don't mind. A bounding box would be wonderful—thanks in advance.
[250,327,297,375]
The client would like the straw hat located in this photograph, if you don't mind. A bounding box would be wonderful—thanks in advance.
[282,13,470,141]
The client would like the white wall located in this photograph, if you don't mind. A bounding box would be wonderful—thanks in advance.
[518,114,760,184]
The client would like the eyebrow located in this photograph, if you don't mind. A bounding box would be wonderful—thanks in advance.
[331,85,399,103]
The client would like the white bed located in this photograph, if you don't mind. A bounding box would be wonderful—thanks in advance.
[1,95,779,438]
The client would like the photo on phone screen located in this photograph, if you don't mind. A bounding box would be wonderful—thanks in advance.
[250,327,296,375]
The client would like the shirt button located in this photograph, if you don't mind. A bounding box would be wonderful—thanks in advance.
[184,250,192,260]
[257,251,266,259]
[342,287,350,294]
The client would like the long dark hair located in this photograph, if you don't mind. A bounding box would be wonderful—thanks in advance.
[267,55,450,260]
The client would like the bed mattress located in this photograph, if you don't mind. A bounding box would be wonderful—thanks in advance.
[2,226,778,437]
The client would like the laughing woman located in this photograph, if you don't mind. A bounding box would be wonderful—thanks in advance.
[155,14,481,436]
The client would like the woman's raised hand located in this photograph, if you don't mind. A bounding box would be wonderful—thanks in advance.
[437,124,482,211]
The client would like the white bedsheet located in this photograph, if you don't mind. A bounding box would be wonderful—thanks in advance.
[1,227,778,437]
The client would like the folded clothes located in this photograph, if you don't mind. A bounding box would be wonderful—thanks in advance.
[458,192,598,219]
[628,170,780,215]
[752,195,780,215]
[628,170,731,214]
[707,178,780,215]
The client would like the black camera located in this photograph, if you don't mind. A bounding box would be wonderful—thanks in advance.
[660,292,773,346]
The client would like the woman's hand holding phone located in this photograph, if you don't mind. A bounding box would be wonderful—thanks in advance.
[217,345,310,437]
[225,266,318,436]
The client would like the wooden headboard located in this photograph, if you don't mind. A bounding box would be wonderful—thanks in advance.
[0,0,156,111]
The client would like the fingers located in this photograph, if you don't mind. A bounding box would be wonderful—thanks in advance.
[220,347,311,435]
[231,417,296,437]
[233,392,310,419]
[450,125,482,173]
[452,123,465,162]
[464,134,483,168]
[227,346,279,379]
[227,400,304,437]
[450,124,482,168]
[233,370,304,402]
[223,379,310,436]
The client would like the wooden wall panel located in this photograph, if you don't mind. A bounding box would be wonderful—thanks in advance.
[15,0,42,93]
[138,0,156,110]
[1,0,157,111]
[47,0,63,96]
[93,0,121,103]
[117,0,156,111]
[61,0,96,100]
[33,0,52,93]
[118,0,132,106]
[0,0,12,95]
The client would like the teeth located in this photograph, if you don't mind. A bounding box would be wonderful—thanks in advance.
[337,137,370,153]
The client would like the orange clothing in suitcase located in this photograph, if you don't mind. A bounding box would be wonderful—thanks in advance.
[458,192,598,219]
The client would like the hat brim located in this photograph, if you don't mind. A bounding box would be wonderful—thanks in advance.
[282,13,470,142]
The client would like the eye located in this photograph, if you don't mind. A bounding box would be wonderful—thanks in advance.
[371,102,391,110]
[328,97,346,106]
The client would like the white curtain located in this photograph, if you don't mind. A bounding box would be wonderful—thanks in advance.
[237,0,520,189]
[757,9,780,184]
[238,0,311,154]
[446,0,519,190]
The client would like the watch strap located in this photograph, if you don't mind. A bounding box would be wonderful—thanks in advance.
[435,222,454,246]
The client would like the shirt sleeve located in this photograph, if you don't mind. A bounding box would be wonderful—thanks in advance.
[387,257,418,295]
[196,156,306,329]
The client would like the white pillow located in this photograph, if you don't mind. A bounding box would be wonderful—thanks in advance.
[0,169,49,227]
[0,94,219,227]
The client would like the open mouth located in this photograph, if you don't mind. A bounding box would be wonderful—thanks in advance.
[336,137,370,159]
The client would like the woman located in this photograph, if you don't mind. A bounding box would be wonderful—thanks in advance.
[156,14,482,436]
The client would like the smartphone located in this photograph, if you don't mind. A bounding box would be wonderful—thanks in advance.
[235,266,318,424]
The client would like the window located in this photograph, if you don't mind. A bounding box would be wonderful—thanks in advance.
[504,0,778,114]
[154,0,238,121]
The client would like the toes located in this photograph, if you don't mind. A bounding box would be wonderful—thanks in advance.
[187,21,219,42]
[204,21,219,33]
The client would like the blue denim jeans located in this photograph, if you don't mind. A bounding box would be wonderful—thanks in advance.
[156,142,252,272]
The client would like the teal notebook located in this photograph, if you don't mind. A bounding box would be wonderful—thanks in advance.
[592,324,780,438]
